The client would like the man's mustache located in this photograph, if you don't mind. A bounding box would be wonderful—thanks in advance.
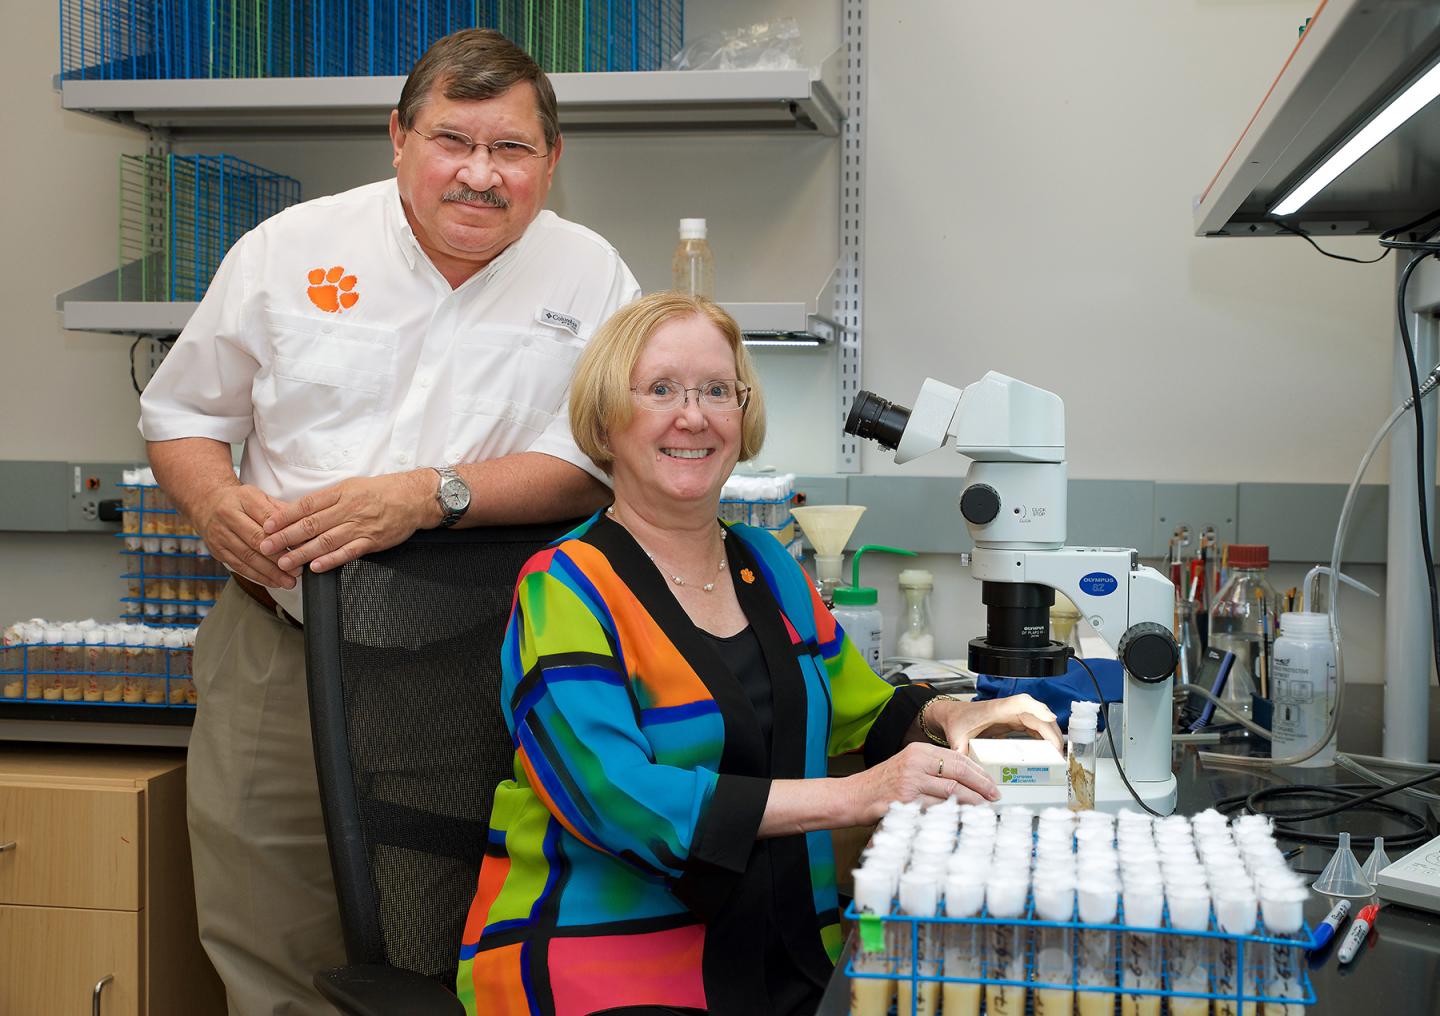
[442,186,509,209]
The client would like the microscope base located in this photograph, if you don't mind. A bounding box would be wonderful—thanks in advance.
[989,760,1177,815]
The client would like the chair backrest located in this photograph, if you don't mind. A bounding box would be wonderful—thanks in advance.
[304,522,580,986]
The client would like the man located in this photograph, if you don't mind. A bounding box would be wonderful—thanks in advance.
[139,29,639,1015]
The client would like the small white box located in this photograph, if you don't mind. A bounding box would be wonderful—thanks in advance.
[967,738,1068,786]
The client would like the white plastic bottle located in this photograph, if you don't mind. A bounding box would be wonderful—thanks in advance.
[671,218,715,298]
[832,586,884,671]
[1269,612,1336,766]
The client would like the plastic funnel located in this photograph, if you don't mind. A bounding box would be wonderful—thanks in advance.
[1312,832,1375,898]
[791,505,866,556]
[1362,836,1393,886]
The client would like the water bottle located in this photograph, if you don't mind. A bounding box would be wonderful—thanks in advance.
[672,218,714,298]
[1207,543,1279,721]
[1269,612,1337,766]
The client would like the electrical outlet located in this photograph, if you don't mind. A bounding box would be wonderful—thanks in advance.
[80,500,99,521]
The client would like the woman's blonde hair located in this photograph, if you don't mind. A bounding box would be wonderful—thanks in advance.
[570,293,766,475]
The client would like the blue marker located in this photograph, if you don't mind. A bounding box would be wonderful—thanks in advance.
[1309,898,1351,951]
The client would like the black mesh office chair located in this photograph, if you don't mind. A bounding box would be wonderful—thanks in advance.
[303,522,581,1016]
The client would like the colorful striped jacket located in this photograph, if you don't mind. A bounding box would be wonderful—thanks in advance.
[456,513,929,1015]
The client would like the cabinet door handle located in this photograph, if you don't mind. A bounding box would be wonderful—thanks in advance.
[0,840,15,853]
[92,973,113,1016]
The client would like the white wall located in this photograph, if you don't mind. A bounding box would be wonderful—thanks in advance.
[2,2,1408,685]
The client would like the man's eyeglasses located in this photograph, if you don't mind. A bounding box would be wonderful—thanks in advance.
[410,127,550,166]
[631,379,751,413]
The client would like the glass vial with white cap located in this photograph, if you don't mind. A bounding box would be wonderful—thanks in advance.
[672,218,715,298]
[1067,701,1099,811]
[897,569,936,659]
[942,870,985,1016]
[896,870,941,1016]
[849,865,896,1016]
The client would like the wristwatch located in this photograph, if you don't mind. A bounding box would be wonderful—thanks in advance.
[433,466,470,529]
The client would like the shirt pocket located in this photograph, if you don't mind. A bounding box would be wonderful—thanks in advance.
[253,310,398,471]
[448,328,585,453]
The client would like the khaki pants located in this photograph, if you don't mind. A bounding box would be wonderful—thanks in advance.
[188,581,346,1016]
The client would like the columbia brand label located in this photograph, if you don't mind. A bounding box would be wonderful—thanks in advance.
[537,307,582,336]
[1079,572,1119,596]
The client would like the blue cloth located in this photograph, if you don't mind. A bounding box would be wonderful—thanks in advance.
[973,658,1124,732]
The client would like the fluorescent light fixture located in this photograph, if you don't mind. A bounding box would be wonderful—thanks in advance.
[1271,58,1440,217]
[740,333,827,348]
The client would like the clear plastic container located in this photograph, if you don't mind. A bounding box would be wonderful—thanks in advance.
[896,569,935,659]
[122,627,146,703]
[671,218,715,298]
[1270,612,1337,766]
[143,628,166,703]
[1208,544,1279,721]
[832,590,884,671]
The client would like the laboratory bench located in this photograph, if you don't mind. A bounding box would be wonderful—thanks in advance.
[817,744,1440,1015]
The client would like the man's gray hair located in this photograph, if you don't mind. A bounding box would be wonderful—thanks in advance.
[396,29,560,150]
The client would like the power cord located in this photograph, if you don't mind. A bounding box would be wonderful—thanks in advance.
[1072,655,1164,818]
[1213,767,1440,852]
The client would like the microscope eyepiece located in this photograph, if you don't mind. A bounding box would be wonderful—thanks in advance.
[845,390,912,450]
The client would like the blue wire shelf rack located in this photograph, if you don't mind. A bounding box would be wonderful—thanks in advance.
[62,1,685,80]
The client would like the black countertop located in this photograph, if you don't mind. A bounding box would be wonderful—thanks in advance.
[816,745,1440,1015]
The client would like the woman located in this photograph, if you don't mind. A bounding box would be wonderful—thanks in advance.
[456,294,1061,1015]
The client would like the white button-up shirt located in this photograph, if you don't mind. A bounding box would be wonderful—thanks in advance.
[140,178,640,616]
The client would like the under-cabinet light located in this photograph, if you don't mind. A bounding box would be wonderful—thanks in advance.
[1271,58,1440,217]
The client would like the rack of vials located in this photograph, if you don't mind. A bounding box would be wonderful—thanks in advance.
[720,473,799,559]
[119,469,229,626]
[846,802,1315,1016]
[0,619,195,706]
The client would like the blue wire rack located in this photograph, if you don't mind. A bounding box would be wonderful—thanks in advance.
[116,483,229,626]
[62,1,685,80]
[843,899,1318,1014]
[119,153,299,303]
[0,642,195,707]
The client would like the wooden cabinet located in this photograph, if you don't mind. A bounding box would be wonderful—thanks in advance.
[0,745,225,1016]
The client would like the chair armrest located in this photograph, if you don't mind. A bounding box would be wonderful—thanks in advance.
[314,964,467,1016]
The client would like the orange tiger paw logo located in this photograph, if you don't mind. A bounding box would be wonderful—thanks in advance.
[306,265,359,312]
[740,568,756,584]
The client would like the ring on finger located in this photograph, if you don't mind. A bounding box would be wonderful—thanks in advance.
[937,756,945,778]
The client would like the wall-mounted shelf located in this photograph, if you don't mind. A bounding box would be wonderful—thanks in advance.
[59,65,843,139]
[58,294,836,346]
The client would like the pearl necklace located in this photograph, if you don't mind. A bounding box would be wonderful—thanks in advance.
[606,506,728,593]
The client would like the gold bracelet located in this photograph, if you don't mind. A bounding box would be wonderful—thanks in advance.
[918,693,961,745]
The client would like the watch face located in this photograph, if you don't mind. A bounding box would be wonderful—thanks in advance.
[440,478,469,512]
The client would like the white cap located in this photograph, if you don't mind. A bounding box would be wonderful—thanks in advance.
[1259,884,1309,935]
[679,217,707,239]
[985,874,1029,919]
[1077,878,1120,924]
[1214,887,1259,935]
[43,625,62,644]
[852,867,894,915]
[1165,884,1213,932]
[899,869,941,916]
[944,870,987,918]
[998,805,1036,827]
[1069,702,1099,742]
[1033,876,1077,922]
[898,569,934,590]
[125,628,146,647]
[84,628,105,646]
[163,631,184,649]
[1122,883,1165,927]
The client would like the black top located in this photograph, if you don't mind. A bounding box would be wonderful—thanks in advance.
[701,625,772,764]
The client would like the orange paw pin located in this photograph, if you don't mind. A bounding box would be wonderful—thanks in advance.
[307,265,359,312]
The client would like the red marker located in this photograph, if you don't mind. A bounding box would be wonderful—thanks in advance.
[1337,903,1378,964]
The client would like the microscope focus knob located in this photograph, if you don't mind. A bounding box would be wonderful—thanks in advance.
[960,484,1001,525]
[1117,622,1180,683]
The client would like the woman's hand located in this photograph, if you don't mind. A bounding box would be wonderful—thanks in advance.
[931,694,1064,757]
[841,741,1001,825]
